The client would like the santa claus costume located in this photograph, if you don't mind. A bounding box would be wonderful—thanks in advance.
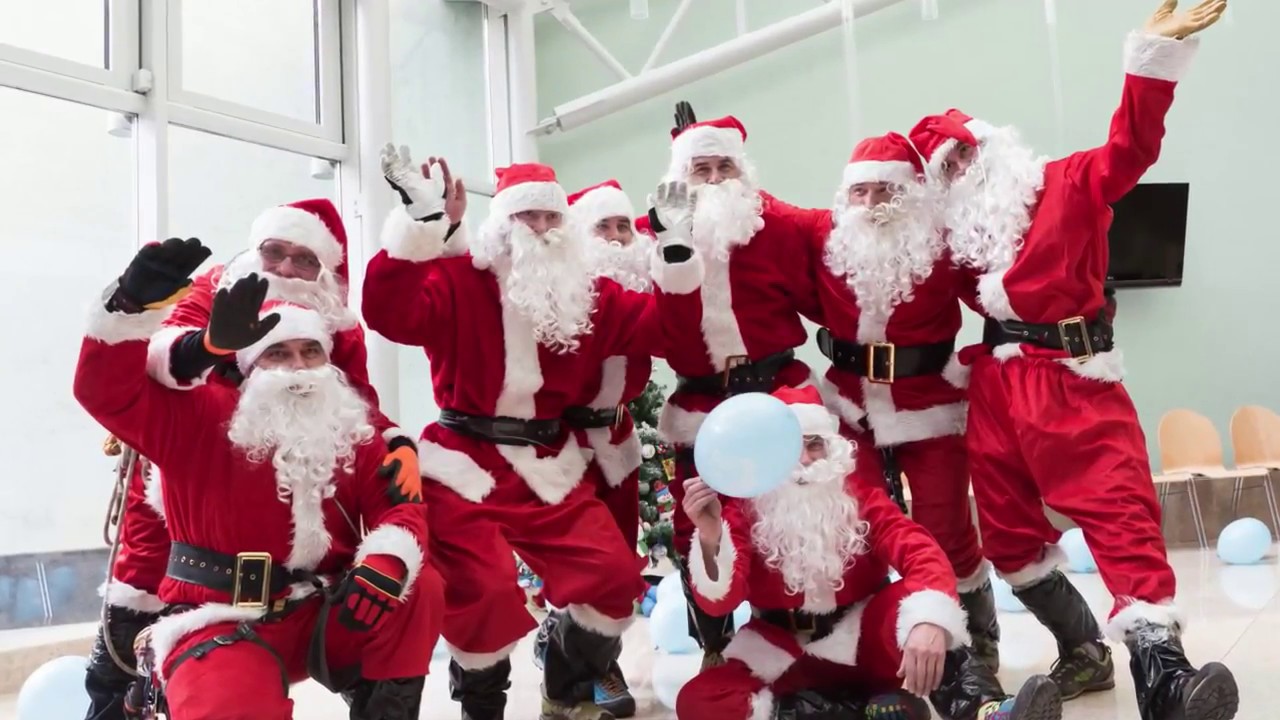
[676,386,1061,720]
[74,243,443,720]
[363,151,657,720]
[85,198,417,720]
[909,26,1237,720]
[647,115,821,664]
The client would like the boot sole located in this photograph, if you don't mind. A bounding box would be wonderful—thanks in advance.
[1011,675,1064,720]
[1055,676,1115,702]
[1183,662,1239,720]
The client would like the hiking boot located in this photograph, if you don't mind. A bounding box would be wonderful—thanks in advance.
[592,661,634,718]
[1012,570,1114,700]
[539,697,616,720]
[1047,641,1115,701]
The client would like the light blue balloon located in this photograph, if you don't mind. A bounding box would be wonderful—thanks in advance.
[1217,517,1274,565]
[991,573,1025,613]
[732,601,751,630]
[650,599,699,654]
[17,656,90,720]
[641,596,657,617]
[1060,529,1098,574]
[694,393,803,499]
[657,572,684,605]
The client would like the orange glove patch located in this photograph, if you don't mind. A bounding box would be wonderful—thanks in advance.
[379,442,423,505]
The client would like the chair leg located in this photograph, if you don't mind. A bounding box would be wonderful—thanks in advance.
[1262,471,1280,539]
[1157,485,1169,532]
[1232,477,1244,519]
[1185,477,1209,549]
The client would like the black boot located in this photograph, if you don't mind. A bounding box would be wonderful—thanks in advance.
[1012,570,1114,700]
[85,607,157,720]
[680,566,734,669]
[1126,622,1238,720]
[930,646,1062,720]
[959,579,1002,673]
[449,658,511,720]
[772,689,867,719]
[346,677,424,720]
[541,612,620,720]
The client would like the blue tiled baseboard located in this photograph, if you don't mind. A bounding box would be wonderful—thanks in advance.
[0,549,110,630]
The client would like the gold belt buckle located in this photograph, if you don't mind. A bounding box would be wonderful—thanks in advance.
[1057,316,1093,362]
[231,552,273,609]
[722,355,750,389]
[865,342,896,384]
[789,609,817,637]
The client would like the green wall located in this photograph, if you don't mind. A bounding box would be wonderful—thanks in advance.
[534,0,1275,465]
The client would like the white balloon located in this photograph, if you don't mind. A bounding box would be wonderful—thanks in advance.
[17,656,90,720]
[656,572,685,605]
[651,652,703,710]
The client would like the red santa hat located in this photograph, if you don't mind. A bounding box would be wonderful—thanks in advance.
[567,179,635,231]
[490,163,569,222]
[633,214,655,239]
[841,132,924,189]
[907,114,980,181]
[667,115,748,180]
[248,198,348,282]
[236,301,335,375]
[943,108,998,145]
[772,386,839,437]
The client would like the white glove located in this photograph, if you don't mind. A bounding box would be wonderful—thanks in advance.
[381,143,446,221]
[648,181,694,248]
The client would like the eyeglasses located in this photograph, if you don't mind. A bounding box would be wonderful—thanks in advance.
[803,435,827,453]
[259,242,321,271]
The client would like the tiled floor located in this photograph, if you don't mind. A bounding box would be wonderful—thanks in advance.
[1,548,1274,719]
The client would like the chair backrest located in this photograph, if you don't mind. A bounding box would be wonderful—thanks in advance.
[1157,409,1227,474]
[1229,405,1280,468]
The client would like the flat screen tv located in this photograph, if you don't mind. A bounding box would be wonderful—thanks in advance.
[1106,182,1188,288]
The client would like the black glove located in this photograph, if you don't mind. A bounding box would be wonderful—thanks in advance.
[336,556,406,632]
[205,274,280,354]
[110,237,211,313]
[673,100,697,135]
[377,435,423,505]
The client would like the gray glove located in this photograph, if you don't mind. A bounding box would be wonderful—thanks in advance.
[381,143,446,221]
[648,181,695,261]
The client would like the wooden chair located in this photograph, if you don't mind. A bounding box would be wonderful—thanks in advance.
[1158,409,1271,546]
[1228,405,1280,534]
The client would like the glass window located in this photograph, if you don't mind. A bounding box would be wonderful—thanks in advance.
[0,88,133,555]
[177,0,320,123]
[0,0,107,69]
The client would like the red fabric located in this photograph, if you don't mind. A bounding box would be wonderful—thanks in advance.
[893,435,984,581]
[671,115,746,142]
[566,179,623,206]
[966,354,1175,615]
[847,132,923,174]
[284,198,349,283]
[109,461,169,597]
[162,564,444,719]
[494,163,558,193]
[908,115,978,161]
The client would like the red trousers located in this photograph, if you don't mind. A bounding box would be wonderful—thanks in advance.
[966,354,1175,615]
[677,581,911,718]
[594,465,641,555]
[426,473,645,665]
[109,462,170,605]
[162,567,444,720]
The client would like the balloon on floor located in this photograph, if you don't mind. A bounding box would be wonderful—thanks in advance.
[650,597,699,654]
[694,392,802,499]
[1217,517,1273,565]
[651,652,703,710]
[17,655,89,720]
[1060,528,1097,573]
[991,573,1026,613]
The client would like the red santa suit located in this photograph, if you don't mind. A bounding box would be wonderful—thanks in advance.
[910,31,1198,638]
[793,133,988,589]
[676,387,969,719]
[73,299,442,717]
[362,164,654,670]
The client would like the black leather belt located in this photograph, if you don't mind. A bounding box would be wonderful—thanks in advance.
[816,328,954,384]
[166,542,315,609]
[438,409,562,446]
[753,604,852,642]
[563,405,626,429]
[676,349,796,396]
[982,314,1114,361]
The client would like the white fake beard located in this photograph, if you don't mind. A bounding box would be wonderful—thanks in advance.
[473,218,598,354]
[824,184,944,319]
[689,179,765,261]
[944,126,1047,272]
[749,435,870,597]
[228,365,375,504]
[220,252,354,328]
[589,234,654,292]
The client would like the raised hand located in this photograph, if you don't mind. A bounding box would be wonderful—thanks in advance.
[380,143,446,221]
[1145,0,1227,39]
[682,477,724,546]
[205,274,280,354]
[113,237,211,312]
[435,156,468,225]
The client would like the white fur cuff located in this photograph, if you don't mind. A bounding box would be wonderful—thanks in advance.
[749,689,776,720]
[1000,544,1067,589]
[146,326,210,390]
[382,427,415,445]
[86,302,171,345]
[568,603,634,637]
[688,523,736,602]
[382,205,462,262]
[448,641,517,671]
[955,560,994,595]
[355,524,425,600]
[724,628,799,682]
[1123,31,1200,83]
[419,440,496,503]
[650,246,705,295]
[941,353,971,389]
[102,578,165,614]
[1105,599,1183,642]
[150,604,266,679]
[895,589,971,649]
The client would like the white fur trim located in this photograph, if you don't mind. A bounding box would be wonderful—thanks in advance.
[1105,598,1183,642]
[236,305,334,375]
[815,377,867,428]
[965,118,999,143]
[382,426,415,444]
[941,353,970,389]
[419,440,496,503]
[496,436,590,506]
[669,125,746,179]
[688,522,736,602]
[86,303,170,345]
[862,383,966,446]
[144,472,165,521]
[590,356,628,409]
[790,403,839,437]
[567,603,634,637]
[924,137,959,182]
[749,689,776,720]
[102,578,165,614]
[569,185,635,228]
[382,205,461,262]
[447,641,518,671]
[976,267,1019,321]
[1061,349,1126,382]
[1000,544,1067,589]
[146,326,210,390]
[723,628,798,683]
[249,206,342,269]
[842,160,918,188]
[355,524,425,600]
[657,400,708,446]
[585,427,642,489]
[491,181,568,220]
[283,477,332,572]
[150,604,266,680]
[896,589,971,649]
[650,247,705,295]
[803,602,865,666]
[1123,31,1199,83]
[494,270,544,419]
[700,252,750,369]
[992,343,1024,361]
[956,560,994,595]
